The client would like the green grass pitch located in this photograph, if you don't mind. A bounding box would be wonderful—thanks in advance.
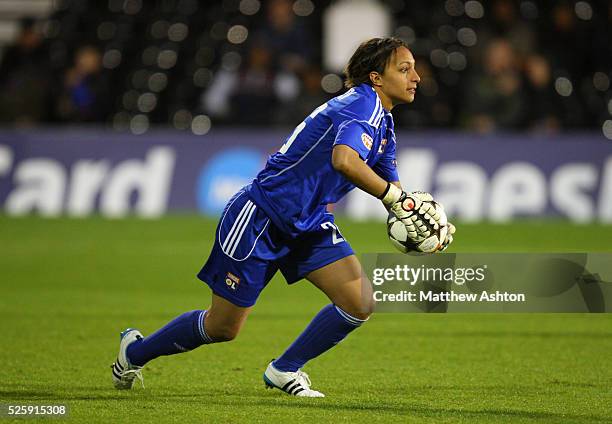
[1,216,611,423]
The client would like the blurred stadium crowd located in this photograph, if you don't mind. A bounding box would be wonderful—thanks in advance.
[0,0,611,136]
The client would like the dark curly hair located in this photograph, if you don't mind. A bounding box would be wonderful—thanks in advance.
[343,37,408,89]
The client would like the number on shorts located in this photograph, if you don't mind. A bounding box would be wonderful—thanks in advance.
[321,221,345,245]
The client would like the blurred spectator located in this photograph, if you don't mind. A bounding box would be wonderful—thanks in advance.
[230,44,278,125]
[542,2,586,78]
[254,0,313,74]
[0,18,51,125]
[203,44,278,125]
[203,0,316,126]
[0,0,609,132]
[275,65,329,124]
[56,45,110,122]
[523,54,561,134]
[463,38,526,133]
[487,0,535,56]
[249,0,315,121]
[395,60,452,128]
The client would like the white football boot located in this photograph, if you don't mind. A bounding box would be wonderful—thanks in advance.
[111,328,145,389]
[263,361,325,397]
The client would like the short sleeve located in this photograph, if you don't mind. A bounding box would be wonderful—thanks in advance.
[334,119,375,160]
[372,137,399,182]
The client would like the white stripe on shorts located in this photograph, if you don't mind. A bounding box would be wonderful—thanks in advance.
[228,202,257,256]
[222,200,254,251]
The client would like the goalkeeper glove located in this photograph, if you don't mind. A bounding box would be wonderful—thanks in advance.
[439,222,456,251]
[379,184,439,242]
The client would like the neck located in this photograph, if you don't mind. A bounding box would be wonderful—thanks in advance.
[373,86,393,111]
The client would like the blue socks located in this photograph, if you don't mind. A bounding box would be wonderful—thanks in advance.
[126,310,213,366]
[273,304,367,372]
[125,305,366,370]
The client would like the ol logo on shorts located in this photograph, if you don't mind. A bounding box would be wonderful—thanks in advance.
[225,272,241,291]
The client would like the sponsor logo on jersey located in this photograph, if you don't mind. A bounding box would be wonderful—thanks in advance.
[378,138,387,154]
[361,133,373,150]
[225,272,241,290]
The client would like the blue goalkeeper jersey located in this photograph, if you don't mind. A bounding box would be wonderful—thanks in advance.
[246,83,399,237]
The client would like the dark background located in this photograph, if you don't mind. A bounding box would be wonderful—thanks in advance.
[0,0,610,137]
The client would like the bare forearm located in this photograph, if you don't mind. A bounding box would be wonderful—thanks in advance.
[332,145,388,198]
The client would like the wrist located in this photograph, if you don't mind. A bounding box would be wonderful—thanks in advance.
[379,183,403,206]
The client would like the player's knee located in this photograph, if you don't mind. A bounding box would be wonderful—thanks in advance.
[209,327,239,342]
[206,324,241,342]
[364,296,376,320]
[355,288,376,320]
[350,309,372,321]
[340,298,374,321]
[356,299,375,321]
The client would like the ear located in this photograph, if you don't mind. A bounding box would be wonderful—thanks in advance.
[369,71,382,87]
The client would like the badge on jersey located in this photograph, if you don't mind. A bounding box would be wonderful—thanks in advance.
[225,272,241,290]
[361,133,373,150]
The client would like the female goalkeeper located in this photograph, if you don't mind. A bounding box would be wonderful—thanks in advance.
[111,37,453,397]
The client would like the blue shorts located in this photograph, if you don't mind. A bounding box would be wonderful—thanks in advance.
[197,189,354,307]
